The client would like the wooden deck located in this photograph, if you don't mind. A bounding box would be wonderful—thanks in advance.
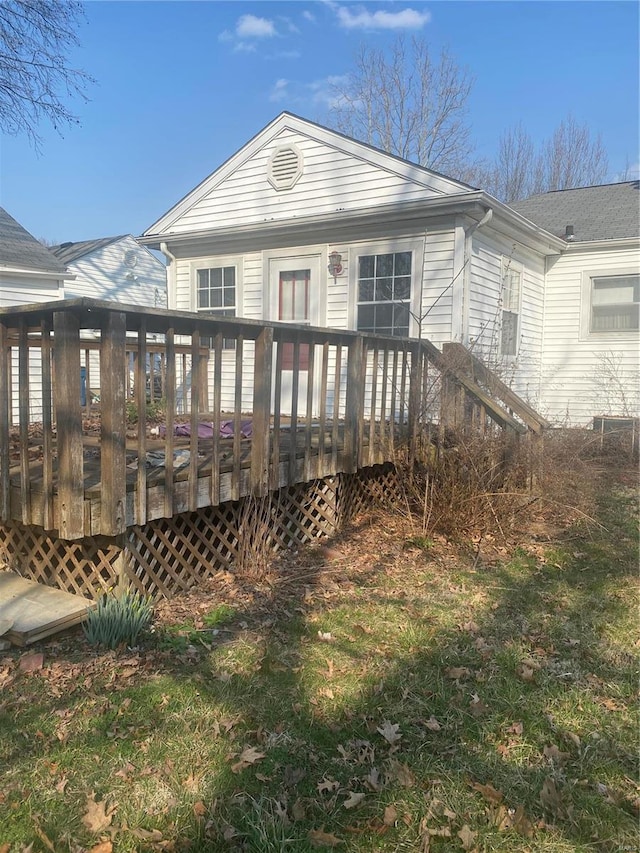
[0,298,545,543]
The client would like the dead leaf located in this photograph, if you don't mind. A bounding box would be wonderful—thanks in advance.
[317,777,340,794]
[516,663,536,682]
[543,744,569,766]
[457,825,477,850]
[383,805,397,826]
[364,767,382,792]
[471,781,503,804]
[424,716,441,731]
[193,800,207,817]
[343,792,366,810]
[446,666,470,681]
[89,843,113,853]
[131,828,164,842]
[292,799,306,821]
[386,759,416,788]
[461,620,480,634]
[506,721,523,735]
[540,777,563,814]
[308,828,343,847]
[19,652,44,673]
[511,805,535,837]
[317,631,333,642]
[82,793,116,833]
[377,720,402,745]
[469,693,488,717]
[230,746,265,774]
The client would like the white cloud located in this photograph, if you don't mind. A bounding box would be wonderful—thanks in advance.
[236,14,277,38]
[336,6,431,30]
[302,10,316,23]
[269,78,290,102]
[268,75,350,110]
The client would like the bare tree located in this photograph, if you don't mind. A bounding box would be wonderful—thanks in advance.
[328,36,474,176]
[0,0,93,145]
[535,115,608,193]
[486,116,609,202]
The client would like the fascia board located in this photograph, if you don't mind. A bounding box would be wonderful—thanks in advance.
[140,192,488,253]
[563,236,640,253]
[0,267,75,280]
[144,113,474,237]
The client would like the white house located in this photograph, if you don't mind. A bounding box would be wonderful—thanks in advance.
[51,234,167,308]
[511,183,639,424]
[141,112,639,427]
[0,207,67,305]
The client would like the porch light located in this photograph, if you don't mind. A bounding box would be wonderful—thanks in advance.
[328,250,343,282]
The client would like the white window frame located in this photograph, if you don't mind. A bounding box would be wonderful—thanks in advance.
[191,256,243,348]
[499,256,522,358]
[349,238,424,338]
[580,268,639,339]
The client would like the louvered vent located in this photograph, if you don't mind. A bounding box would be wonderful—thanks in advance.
[268,145,303,191]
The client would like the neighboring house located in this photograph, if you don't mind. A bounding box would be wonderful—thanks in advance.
[0,208,69,421]
[51,234,167,308]
[0,207,67,305]
[141,112,639,427]
[511,183,639,424]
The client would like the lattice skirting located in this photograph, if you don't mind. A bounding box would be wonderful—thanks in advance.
[0,464,399,600]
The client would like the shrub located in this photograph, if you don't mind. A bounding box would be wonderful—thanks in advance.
[84,590,153,649]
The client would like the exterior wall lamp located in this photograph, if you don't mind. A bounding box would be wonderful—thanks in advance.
[328,250,343,282]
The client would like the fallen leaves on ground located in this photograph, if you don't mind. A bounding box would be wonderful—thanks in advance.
[308,827,344,847]
[229,745,265,773]
[82,793,117,833]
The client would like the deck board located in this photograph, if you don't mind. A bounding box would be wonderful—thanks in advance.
[0,571,95,646]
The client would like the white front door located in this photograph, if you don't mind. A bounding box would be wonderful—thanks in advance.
[268,254,322,416]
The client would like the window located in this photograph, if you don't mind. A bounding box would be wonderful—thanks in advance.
[279,269,310,370]
[590,275,639,332]
[356,251,412,337]
[196,265,237,349]
[501,260,522,356]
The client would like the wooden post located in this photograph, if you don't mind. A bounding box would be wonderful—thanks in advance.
[407,343,422,468]
[344,335,363,473]
[53,310,85,539]
[164,329,176,518]
[251,326,273,496]
[100,311,127,536]
[41,318,54,531]
[18,320,31,525]
[135,320,147,525]
[0,322,9,522]
[188,328,201,511]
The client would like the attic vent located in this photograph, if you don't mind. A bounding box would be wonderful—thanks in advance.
[268,145,303,191]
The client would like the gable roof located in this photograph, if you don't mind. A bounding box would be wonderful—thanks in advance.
[0,207,67,274]
[144,111,476,237]
[510,181,640,243]
[51,235,126,264]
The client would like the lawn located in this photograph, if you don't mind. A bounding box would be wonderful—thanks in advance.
[0,458,638,852]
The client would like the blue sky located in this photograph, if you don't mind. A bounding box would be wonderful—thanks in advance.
[1,0,638,243]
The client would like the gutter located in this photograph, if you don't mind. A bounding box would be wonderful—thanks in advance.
[160,242,177,310]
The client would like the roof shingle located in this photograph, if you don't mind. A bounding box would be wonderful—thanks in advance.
[510,181,640,243]
[0,207,67,274]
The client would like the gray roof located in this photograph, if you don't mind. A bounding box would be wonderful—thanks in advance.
[510,181,640,243]
[0,207,67,274]
[51,235,126,264]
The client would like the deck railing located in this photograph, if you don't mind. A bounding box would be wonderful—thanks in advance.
[0,299,535,540]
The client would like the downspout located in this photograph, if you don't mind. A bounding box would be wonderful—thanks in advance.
[160,241,177,310]
[461,207,493,345]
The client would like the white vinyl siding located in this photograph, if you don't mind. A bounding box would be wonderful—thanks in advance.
[541,246,640,424]
[64,236,166,307]
[163,130,449,235]
[0,274,63,306]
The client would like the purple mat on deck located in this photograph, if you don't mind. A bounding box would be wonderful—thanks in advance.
[158,420,253,439]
